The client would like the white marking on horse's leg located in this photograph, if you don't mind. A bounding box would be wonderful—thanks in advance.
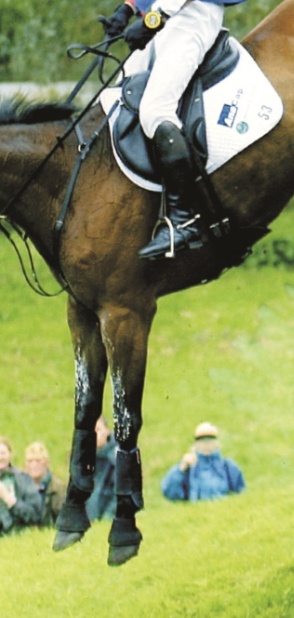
[111,370,132,442]
[75,347,93,420]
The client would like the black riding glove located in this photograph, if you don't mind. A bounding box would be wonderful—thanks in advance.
[98,4,134,38]
[125,18,158,51]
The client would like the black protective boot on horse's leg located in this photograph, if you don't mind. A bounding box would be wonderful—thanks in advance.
[108,448,143,566]
[138,121,202,260]
[53,428,96,552]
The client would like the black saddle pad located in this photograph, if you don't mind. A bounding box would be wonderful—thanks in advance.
[113,29,240,184]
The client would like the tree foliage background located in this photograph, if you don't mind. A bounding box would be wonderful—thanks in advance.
[0,0,282,83]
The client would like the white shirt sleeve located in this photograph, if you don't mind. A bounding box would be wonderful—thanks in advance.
[151,0,190,17]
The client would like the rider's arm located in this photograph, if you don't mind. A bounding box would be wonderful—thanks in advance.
[151,0,188,16]
[124,0,139,12]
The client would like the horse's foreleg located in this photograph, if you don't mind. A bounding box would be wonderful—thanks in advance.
[53,297,108,552]
[99,303,155,566]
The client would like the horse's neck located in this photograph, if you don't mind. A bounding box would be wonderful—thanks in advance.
[0,107,110,271]
[0,122,74,256]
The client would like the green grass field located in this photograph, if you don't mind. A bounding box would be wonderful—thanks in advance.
[1,203,294,617]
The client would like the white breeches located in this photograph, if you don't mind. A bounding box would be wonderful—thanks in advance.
[123,1,224,138]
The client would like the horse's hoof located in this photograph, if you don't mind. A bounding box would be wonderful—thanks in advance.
[52,530,84,552]
[108,544,140,567]
[107,517,142,566]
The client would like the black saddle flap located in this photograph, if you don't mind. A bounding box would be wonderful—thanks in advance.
[199,28,239,90]
[113,71,159,182]
[113,29,240,183]
[121,72,150,114]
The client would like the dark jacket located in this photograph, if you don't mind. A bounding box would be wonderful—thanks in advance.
[38,471,66,526]
[161,451,245,502]
[86,433,117,521]
[0,465,42,534]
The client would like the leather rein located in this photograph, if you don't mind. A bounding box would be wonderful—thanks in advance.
[0,38,128,297]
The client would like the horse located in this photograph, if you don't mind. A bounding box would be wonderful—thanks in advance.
[0,0,294,567]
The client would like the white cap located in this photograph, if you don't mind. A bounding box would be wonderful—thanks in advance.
[195,422,218,440]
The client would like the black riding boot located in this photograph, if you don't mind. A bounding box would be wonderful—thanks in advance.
[138,121,202,259]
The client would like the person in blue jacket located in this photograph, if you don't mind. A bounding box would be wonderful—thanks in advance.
[86,416,117,521]
[161,422,245,501]
[99,0,248,260]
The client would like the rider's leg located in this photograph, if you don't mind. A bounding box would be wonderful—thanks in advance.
[138,1,224,258]
[138,120,202,259]
[139,1,224,138]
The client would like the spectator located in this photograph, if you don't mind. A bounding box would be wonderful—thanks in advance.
[86,416,117,521]
[161,422,245,502]
[24,441,66,527]
[0,435,42,535]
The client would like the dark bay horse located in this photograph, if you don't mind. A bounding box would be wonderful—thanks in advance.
[1,0,294,566]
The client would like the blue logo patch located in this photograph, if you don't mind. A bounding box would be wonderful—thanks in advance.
[218,103,238,128]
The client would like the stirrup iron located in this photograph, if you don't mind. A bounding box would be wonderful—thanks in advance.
[152,216,175,258]
[151,214,201,259]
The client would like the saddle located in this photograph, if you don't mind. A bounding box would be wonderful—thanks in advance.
[113,29,240,183]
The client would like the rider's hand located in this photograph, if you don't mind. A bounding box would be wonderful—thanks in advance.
[98,4,134,38]
[124,18,157,51]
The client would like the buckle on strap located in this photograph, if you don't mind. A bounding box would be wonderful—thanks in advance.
[210,217,230,239]
[177,214,201,231]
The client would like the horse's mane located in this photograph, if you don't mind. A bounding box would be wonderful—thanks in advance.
[0,96,77,125]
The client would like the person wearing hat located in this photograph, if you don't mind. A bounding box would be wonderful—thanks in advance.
[161,422,245,501]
